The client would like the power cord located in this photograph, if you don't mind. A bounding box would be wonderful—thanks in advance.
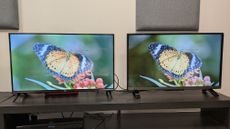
[69,112,74,118]
[61,112,65,118]
[114,73,126,90]
[84,112,114,129]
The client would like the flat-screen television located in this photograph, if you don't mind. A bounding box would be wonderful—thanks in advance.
[128,33,224,90]
[9,33,114,93]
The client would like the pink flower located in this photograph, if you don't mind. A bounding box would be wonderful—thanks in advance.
[203,76,212,86]
[52,70,107,89]
[79,81,84,87]
[73,70,92,83]
[95,78,105,88]
[96,78,103,84]
[191,77,197,84]
[78,74,86,80]
[164,74,173,81]
[85,70,92,76]
[53,76,64,84]
[184,72,194,79]
[182,75,212,87]
[73,77,105,89]
[73,84,80,89]
[89,79,96,85]
[204,76,211,81]
[183,80,189,86]
[85,78,91,82]
[83,80,89,87]
[74,78,80,83]
[96,83,104,89]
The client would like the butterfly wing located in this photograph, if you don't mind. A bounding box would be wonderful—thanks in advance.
[148,43,202,79]
[159,50,189,76]
[74,53,93,75]
[184,52,202,74]
[45,51,81,80]
[33,43,93,81]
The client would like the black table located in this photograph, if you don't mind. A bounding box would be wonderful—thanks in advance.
[0,90,230,129]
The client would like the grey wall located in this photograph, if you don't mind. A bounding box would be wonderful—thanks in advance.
[0,0,19,29]
[136,0,200,31]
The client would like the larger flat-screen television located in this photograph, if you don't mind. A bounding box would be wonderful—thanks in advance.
[9,33,114,93]
[128,33,224,90]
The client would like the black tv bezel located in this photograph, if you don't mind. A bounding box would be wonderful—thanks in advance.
[9,33,115,94]
[127,33,224,91]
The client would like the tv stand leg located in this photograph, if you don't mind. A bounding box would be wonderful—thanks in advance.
[12,94,19,102]
[0,113,4,129]
[132,90,141,99]
[106,91,112,99]
[117,110,121,129]
[202,89,219,97]
[13,93,29,102]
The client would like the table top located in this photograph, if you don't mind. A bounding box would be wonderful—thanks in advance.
[0,92,13,103]
[0,90,230,113]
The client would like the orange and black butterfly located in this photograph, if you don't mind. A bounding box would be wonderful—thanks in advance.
[33,43,93,81]
[148,42,202,80]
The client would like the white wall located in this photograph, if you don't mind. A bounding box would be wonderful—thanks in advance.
[0,0,229,96]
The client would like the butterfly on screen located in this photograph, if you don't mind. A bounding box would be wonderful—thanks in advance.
[33,43,93,81]
[148,42,202,80]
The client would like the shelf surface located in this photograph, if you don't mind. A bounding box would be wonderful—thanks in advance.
[0,92,13,103]
[0,90,230,113]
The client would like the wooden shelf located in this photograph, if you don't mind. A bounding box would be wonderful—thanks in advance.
[0,90,230,129]
[85,112,226,129]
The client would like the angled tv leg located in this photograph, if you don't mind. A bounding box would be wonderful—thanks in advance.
[106,91,113,99]
[12,94,19,102]
[132,90,141,99]
[13,93,29,102]
[202,89,219,97]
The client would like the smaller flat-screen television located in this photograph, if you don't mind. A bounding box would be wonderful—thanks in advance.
[128,33,224,90]
[9,33,114,93]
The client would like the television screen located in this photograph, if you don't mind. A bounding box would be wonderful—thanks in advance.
[9,33,114,93]
[128,33,223,90]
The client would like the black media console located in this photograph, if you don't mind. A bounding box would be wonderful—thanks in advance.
[0,90,230,129]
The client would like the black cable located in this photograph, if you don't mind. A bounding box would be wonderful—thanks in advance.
[114,73,126,90]
[84,112,114,129]
[84,112,113,120]
[114,73,120,89]
[69,112,74,118]
[93,117,105,129]
[61,112,65,118]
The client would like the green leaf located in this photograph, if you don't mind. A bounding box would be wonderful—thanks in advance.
[25,78,56,90]
[159,79,178,87]
[140,75,167,87]
[64,82,72,89]
[213,82,219,87]
[46,81,68,90]
[173,80,181,86]
[91,72,95,81]
[105,84,113,89]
